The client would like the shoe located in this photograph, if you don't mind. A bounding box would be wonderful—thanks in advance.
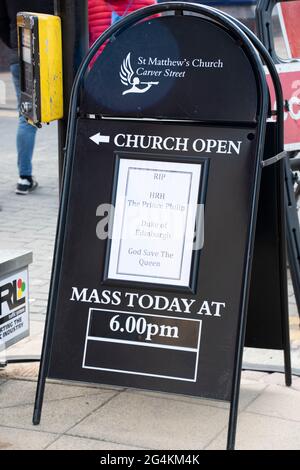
[15,177,38,195]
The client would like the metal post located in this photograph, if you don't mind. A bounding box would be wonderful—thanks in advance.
[33,1,88,425]
[54,0,89,190]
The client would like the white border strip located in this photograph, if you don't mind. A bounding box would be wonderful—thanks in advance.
[82,308,202,382]
[264,62,300,75]
[86,335,198,352]
[81,365,198,383]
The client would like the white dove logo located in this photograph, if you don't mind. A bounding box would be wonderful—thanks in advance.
[120,53,159,95]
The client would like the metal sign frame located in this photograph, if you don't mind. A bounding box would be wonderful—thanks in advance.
[33,3,278,450]
[257,0,300,327]
[215,2,291,384]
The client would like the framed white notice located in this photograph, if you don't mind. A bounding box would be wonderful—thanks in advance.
[107,158,203,287]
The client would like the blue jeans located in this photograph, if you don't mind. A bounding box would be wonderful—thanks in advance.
[10,63,37,177]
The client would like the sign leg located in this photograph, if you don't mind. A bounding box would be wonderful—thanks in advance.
[33,308,55,424]
[32,276,60,424]
[226,358,243,450]
[33,364,47,425]
[285,157,300,320]
[32,291,59,425]
[282,159,293,386]
[283,331,292,387]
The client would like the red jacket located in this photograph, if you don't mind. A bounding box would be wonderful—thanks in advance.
[88,0,157,47]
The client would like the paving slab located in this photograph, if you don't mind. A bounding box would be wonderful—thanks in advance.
[241,370,270,382]
[0,363,40,379]
[130,388,229,409]
[290,376,300,391]
[261,372,300,388]
[245,384,300,422]
[0,425,58,450]
[0,391,118,434]
[47,435,144,451]
[68,391,228,450]
[0,379,118,409]
[130,379,267,412]
[206,411,300,450]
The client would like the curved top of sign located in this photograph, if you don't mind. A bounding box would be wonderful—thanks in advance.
[80,12,265,123]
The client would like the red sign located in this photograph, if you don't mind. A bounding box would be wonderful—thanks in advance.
[280,2,300,59]
[266,63,300,150]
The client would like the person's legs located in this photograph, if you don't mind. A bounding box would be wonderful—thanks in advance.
[16,115,37,177]
[10,63,38,193]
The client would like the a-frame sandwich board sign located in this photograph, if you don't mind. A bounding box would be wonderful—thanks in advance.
[33,3,279,449]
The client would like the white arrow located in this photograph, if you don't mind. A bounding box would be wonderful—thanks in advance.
[89,132,110,145]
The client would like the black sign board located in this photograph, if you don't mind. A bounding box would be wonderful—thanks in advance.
[47,118,260,401]
[81,15,258,122]
[34,3,289,450]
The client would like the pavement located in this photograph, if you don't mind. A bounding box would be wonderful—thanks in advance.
[0,71,300,450]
